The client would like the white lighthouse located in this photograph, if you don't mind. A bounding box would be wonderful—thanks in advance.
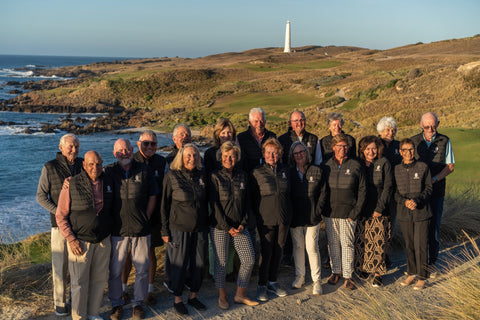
[284,20,291,53]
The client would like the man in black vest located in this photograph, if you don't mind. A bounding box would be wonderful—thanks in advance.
[166,124,192,164]
[410,112,455,271]
[36,133,83,317]
[278,110,322,165]
[237,107,277,172]
[122,130,168,306]
[106,139,158,320]
[56,151,113,320]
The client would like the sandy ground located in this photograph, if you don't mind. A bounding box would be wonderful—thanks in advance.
[3,240,471,320]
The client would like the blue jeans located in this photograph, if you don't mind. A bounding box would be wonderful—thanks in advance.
[428,197,444,265]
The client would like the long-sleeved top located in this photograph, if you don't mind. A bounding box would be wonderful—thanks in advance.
[394,160,432,222]
[209,167,250,231]
[278,128,322,165]
[161,168,209,236]
[320,132,356,161]
[361,157,394,218]
[289,164,325,227]
[250,163,292,226]
[380,138,402,166]
[321,157,366,220]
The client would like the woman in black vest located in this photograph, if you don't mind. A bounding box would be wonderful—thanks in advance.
[395,139,432,290]
[288,141,325,295]
[210,141,258,309]
[251,138,292,302]
[161,143,209,315]
[204,118,237,282]
[354,136,393,287]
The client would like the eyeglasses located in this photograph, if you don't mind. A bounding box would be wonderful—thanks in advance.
[291,119,306,123]
[400,148,414,152]
[422,125,437,131]
[293,150,306,156]
[335,144,348,149]
[141,141,157,147]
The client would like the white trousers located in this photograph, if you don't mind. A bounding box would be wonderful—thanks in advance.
[291,224,322,282]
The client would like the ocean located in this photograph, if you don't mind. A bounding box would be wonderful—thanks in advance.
[0,55,172,243]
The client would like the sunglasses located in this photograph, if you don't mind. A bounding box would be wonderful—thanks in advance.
[141,141,157,147]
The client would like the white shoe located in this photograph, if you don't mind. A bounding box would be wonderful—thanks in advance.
[292,276,305,289]
[87,315,103,320]
[312,280,322,295]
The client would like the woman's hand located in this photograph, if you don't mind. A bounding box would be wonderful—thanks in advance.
[162,236,170,243]
[372,211,382,218]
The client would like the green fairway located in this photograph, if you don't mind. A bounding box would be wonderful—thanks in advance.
[442,128,480,196]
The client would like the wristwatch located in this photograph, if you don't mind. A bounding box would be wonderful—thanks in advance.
[433,176,438,182]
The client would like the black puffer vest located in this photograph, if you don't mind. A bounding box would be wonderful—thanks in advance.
[278,128,319,165]
[410,132,449,198]
[69,171,113,243]
[320,132,356,161]
[251,163,292,226]
[237,128,277,172]
[394,160,432,222]
[44,153,83,227]
[361,157,394,218]
[105,160,151,237]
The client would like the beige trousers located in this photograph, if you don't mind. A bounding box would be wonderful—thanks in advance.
[51,227,69,308]
[67,236,111,320]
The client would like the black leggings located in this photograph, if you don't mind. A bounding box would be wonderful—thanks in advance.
[257,224,289,286]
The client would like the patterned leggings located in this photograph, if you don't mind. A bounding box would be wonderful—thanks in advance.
[325,217,356,279]
[210,227,255,288]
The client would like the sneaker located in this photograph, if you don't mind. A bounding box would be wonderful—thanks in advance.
[174,301,188,315]
[109,306,123,320]
[55,306,70,317]
[256,285,268,302]
[267,282,287,297]
[132,306,145,320]
[87,316,103,320]
[372,276,382,288]
[312,280,322,295]
[187,297,206,311]
[292,276,305,289]
[122,291,130,304]
[163,280,174,294]
[145,292,157,306]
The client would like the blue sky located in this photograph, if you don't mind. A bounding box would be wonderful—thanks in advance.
[1,0,479,58]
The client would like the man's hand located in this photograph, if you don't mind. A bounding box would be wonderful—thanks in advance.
[162,236,170,243]
[405,199,417,211]
[69,239,84,256]
[372,211,383,218]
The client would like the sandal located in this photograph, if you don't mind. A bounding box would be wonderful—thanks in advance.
[327,273,341,285]
[343,278,356,290]
[400,275,416,287]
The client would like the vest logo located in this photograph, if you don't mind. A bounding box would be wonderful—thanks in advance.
[434,146,439,154]
[307,142,311,148]
[199,178,205,187]
[154,170,159,177]
[395,149,399,154]
[345,169,351,175]
[282,172,287,179]
[375,165,381,172]
[106,185,112,193]
[414,173,420,180]
[240,182,245,190]
[135,175,141,182]
[309,176,314,183]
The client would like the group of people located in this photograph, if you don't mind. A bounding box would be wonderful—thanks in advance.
[37,108,454,320]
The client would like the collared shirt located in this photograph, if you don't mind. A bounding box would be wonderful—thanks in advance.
[56,179,103,243]
[297,135,323,165]
[423,133,455,164]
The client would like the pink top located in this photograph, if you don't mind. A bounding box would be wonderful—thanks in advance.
[56,177,103,243]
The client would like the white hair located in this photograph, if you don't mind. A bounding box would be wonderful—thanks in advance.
[420,112,439,126]
[248,108,266,121]
[59,133,79,146]
[173,124,191,137]
[377,116,397,134]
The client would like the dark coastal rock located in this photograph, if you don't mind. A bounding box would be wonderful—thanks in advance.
[6,81,21,86]
[40,125,58,133]
[7,89,23,94]
[0,121,18,126]
[21,127,35,134]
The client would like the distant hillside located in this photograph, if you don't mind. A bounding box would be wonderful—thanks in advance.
[2,36,480,140]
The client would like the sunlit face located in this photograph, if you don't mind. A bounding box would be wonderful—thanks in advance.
[289,112,306,136]
[83,152,103,181]
[137,134,157,159]
[59,136,79,165]
[173,126,191,149]
[400,143,415,164]
[219,126,234,145]
[264,145,280,167]
[182,146,198,171]
[249,112,266,136]
[380,127,396,142]
[421,114,437,142]
[221,149,237,171]
[363,142,378,163]
[333,141,348,161]
[329,120,342,136]
[113,139,133,167]
[292,144,307,167]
